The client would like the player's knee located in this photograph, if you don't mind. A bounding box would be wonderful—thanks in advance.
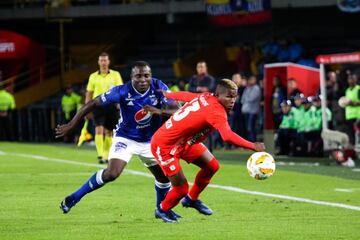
[207,159,220,175]
[104,169,121,182]
[150,165,169,183]
[174,181,189,197]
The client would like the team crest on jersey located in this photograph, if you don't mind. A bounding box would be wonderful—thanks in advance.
[134,109,152,125]
[151,98,158,105]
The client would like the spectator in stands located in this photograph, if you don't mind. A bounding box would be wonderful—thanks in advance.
[344,73,360,144]
[277,40,290,62]
[168,80,180,92]
[258,78,265,132]
[263,36,281,63]
[288,78,303,104]
[241,75,261,142]
[189,60,216,152]
[296,97,315,156]
[288,38,303,62]
[276,100,296,155]
[249,44,263,77]
[188,61,216,93]
[312,95,332,128]
[322,71,340,108]
[235,44,251,75]
[0,84,16,141]
[310,95,332,155]
[62,86,81,123]
[232,73,247,138]
[292,93,305,155]
[271,75,287,129]
[178,79,189,91]
[318,71,343,129]
[61,86,82,143]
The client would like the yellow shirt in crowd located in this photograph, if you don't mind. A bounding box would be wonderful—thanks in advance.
[0,90,16,112]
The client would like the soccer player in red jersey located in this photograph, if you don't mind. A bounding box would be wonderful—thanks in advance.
[145,79,265,223]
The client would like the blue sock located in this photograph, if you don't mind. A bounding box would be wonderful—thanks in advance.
[71,169,105,203]
[155,180,171,210]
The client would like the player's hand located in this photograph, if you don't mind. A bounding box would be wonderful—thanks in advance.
[55,123,73,138]
[143,105,162,115]
[196,86,209,93]
[254,142,266,152]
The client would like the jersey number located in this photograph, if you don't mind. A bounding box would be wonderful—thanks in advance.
[173,99,200,121]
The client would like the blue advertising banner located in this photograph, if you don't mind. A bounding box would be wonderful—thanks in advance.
[206,0,272,26]
[337,0,360,13]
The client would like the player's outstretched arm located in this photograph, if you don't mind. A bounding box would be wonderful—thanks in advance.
[143,102,179,117]
[160,90,200,103]
[55,99,100,138]
[217,125,265,152]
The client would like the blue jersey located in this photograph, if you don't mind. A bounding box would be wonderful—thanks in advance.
[98,78,173,142]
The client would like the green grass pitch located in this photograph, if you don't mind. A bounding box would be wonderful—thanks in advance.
[0,142,359,240]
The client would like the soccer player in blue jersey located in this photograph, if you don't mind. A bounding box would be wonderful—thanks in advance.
[55,61,180,220]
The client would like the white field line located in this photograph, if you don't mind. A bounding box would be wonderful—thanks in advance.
[1,151,360,212]
[352,168,360,172]
[335,188,360,193]
[0,172,92,177]
[276,161,320,166]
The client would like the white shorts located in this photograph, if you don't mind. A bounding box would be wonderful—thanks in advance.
[108,136,158,167]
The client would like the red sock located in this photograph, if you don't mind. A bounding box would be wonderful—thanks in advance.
[188,158,220,200]
[160,181,188,212]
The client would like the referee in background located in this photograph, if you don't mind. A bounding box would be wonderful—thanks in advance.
[86,52,123,163]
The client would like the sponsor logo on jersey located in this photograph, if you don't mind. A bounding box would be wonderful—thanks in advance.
[101,93,107,102]
[114,142,127,152]
[187,127,211,145]
[127,101,134,106]
[200,95,209,106]
[134,109,152,125]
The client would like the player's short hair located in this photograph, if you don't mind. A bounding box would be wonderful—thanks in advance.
[217,78,238,92]
[99,52,109,58]
[132,61,151,70]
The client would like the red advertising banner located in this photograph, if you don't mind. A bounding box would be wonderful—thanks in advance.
[316,52,360,64]
[0,31,45,88]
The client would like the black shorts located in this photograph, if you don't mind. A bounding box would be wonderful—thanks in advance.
[93,104,119,130]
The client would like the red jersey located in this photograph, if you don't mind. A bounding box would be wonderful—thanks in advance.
[152,91,255,151]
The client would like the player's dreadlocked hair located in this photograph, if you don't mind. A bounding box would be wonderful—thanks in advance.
[217,78,238,91]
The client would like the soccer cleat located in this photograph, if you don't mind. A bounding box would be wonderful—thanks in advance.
[60,196,77,214]
[155,209,178,223]
[98,157,107,164]
[181,195,213,215]
[168,210,182,220]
